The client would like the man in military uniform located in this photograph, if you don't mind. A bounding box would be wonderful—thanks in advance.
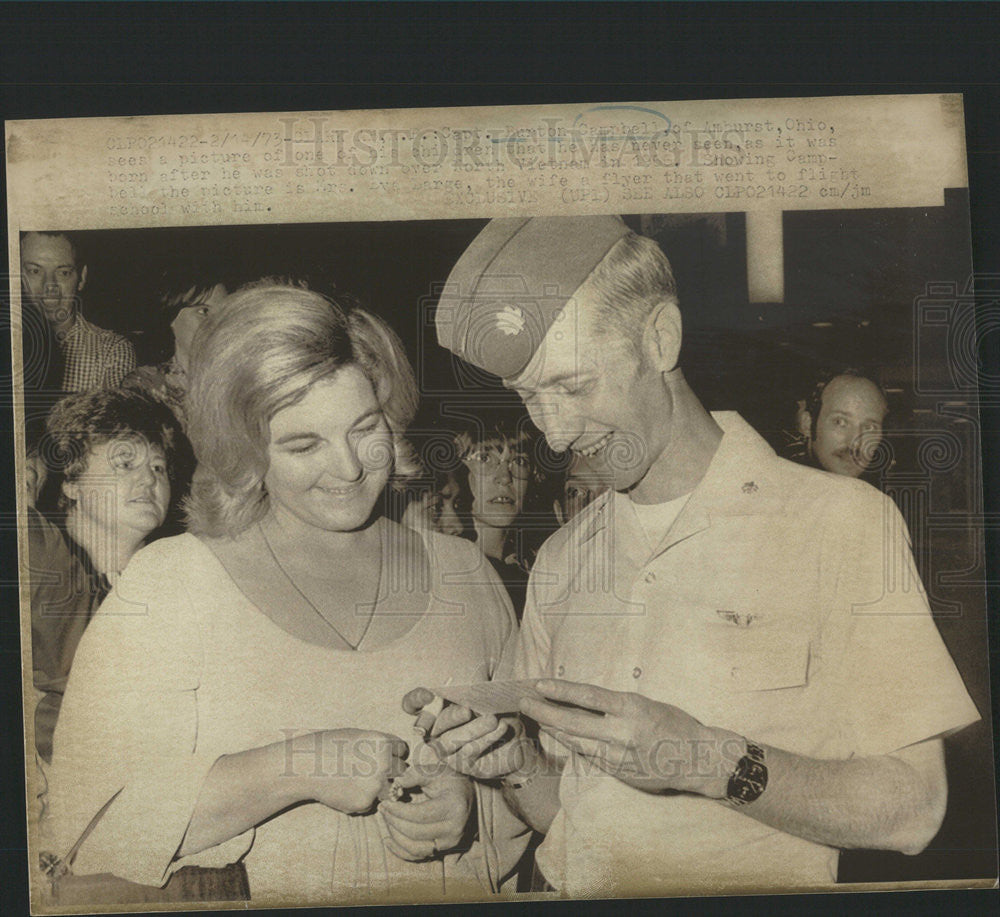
[408,216,978,896]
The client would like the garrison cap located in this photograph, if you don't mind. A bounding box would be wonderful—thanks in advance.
[435,215,631,379]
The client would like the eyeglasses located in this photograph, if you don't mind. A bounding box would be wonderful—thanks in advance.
[462,448,533,479]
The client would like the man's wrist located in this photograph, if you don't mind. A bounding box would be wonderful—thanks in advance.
[692,728,746,799]
[721,737,768,807]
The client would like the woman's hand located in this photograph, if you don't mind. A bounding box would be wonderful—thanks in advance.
[403,687,526,780]
[292,728,409,815]
[378,743,475,861]
[181,728,408,856]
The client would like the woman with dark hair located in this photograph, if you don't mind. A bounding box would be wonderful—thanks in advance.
[123,259,230,428]
[450,417,558,620]
[29,387,190,764]
[43,286,526,906]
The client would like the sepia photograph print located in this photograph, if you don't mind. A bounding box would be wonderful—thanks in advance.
[6,94,997,912]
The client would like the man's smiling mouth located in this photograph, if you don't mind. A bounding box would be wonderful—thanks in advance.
[574,432,612,458]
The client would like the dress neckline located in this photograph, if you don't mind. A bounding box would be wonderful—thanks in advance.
[197,520,434,654]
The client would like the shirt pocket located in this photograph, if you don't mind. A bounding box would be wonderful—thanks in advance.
[661,607,816,746]
[708,624,811,693]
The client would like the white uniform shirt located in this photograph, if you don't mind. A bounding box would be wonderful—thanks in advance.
[511,412,979,896]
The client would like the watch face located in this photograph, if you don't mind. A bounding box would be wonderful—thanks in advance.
[728,747,768,805]
[743,770,767,797]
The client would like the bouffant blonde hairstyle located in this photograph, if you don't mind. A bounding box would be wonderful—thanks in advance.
[185,284,419,537]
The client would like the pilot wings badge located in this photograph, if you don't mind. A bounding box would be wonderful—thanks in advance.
[717,609,756,627]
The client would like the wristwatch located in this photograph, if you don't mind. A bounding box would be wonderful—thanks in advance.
[501,741,543,790]
[501,769,538,790]
[726,740,768,806]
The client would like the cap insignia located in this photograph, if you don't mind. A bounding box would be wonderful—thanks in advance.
[496,305,526,336]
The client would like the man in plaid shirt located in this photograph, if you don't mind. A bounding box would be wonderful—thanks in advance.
[20,231,136,393]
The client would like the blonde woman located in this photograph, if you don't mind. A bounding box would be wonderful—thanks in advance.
[43,286,526,906]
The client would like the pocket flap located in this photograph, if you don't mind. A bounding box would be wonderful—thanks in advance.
[716,630,811,692]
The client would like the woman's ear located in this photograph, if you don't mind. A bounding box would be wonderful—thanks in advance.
[644,300,682,372]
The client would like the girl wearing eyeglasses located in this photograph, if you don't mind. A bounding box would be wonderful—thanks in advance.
[452,418,558,620]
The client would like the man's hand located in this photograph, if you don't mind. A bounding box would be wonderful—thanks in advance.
[520,679,744,797]
[402,687,526,781]
[378,746,474,861]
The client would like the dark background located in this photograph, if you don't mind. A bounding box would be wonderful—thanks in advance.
[3,3,999,917]
[30,189,978,447]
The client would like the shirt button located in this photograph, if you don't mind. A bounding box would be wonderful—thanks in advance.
[644,572,656,583]
[556,665,565,677]
[632,666,642,679]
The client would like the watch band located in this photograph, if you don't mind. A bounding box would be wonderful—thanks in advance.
[501,767,539,790]
[726,740,768,806]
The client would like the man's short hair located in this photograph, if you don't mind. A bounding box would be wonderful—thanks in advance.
[580,232,679,350]
[20,230,84,267]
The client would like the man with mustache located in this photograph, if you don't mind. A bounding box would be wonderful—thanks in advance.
[796,369,890,479]
[411,215,979,895]
[20,231,136,393]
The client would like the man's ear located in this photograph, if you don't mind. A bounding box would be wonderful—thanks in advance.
[796,406,813,439]
[645,300,682,372]
[62,478,79,503]
[553,498,566,527]
[78,264,88,292]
